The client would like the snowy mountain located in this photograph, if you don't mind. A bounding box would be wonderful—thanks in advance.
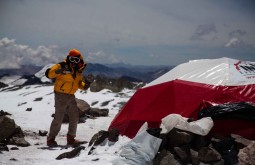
[0,84,135,164]
[0,63,172,85]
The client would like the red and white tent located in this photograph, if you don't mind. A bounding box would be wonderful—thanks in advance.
[109,58,255,139]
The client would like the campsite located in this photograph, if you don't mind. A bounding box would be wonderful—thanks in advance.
[1,1,255,164]
[0,57,254,165]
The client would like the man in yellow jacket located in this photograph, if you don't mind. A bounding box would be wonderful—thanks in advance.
[45,49,91,146]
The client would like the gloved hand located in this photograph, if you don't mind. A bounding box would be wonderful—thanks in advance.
[85,74,94,83]
[84,74,94,90]
[55,67,66,74]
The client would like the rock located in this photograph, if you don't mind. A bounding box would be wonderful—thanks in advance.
[198,146,221,163]
[192,135,210,150]
[238,141,255,165]
[153,149,181,165]
[26,108,32,111]
[39,130,48,136]
[174,146,190,164]
[108,128,119,142]
[0,143,9,152]
[10,158,18,161]
[33,97,43,101]
[9,136,30,147]
[231,134,252,149]
[0,116,16,142]
[56,146,85,160]
[76,98,90,116]
[89,75,137,92]
[89,130,109,147]
[89,108,109,117]
[10,147,19,150]
[190,149,200,165]
[0,117,31,147]
[8,125,30,147]
[88,130,109,155]
[101,100,114,107]
[212,137,239,165]
[0,82,8,89]
[0,110,11,116]
[166,128,195,147]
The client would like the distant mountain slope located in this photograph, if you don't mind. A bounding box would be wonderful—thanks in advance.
[0,63,174,84]
[0,65,42,76]
[85,63,173,82]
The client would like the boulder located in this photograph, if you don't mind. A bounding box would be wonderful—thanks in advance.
[212,137,238,165]
[153,149,181,165]
[166,128,195,147]
[0,143,9,153]
[89,108,109,117]
[0,116,30,147]
[174,146,190,164]
[88,130,109,155]
[8,126,30,147]
[89,75,138,92]
[238,141,255,165]
[88,130,109,147]
[108,128,119,142]
[9,136,30,147]
[0,110,12,116]
[0,116,16,142]
[56,146,85,160]
[198,146,222,163]
[231,134,252,149]
[76,98,90,116]
[39,130,48,136]
[190,149,200,165]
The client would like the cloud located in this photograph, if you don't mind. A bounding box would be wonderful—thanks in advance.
[0,37,61,68]
[0,37,125,68]
[225,37,253,48]
[229,29,247,38]
[86,50,122,64]
[190,24,217,40]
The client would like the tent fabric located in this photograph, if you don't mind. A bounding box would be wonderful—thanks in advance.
[109,58,255,139]
[145,57,255,87]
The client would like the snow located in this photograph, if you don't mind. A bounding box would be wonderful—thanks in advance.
[0,75,27,86]
[0,84,135,165]
[35,64,54,83]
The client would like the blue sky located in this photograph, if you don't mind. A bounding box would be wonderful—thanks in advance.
[0,0,255,68]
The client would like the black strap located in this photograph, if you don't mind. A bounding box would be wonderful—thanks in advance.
[45,68,51,78]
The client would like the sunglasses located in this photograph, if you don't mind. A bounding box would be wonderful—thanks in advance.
[69,56,81,63]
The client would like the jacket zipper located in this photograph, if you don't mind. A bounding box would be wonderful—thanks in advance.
[60,82,65,91]
[69,81,74,94]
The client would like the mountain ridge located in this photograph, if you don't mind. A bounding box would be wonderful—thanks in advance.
[0,63,174,83]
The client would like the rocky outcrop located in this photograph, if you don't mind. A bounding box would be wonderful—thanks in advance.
[153,128,255,165]
[0,82,8,89]
[90,75,143,92]
[238,141,255,165]
[56,146,85,160]
[0,116,30,147]
[88,129,120,155]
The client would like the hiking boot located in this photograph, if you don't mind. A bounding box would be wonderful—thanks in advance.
[47,137,58,147]
[67,134,80,145]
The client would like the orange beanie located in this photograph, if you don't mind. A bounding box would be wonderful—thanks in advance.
[68,49,81,57]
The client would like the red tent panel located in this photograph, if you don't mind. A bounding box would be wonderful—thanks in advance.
[109,80,255,139]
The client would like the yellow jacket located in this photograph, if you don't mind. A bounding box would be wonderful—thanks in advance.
[46,61,87,95]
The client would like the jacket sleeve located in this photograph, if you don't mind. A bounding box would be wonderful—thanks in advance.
[45,64,61,79]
